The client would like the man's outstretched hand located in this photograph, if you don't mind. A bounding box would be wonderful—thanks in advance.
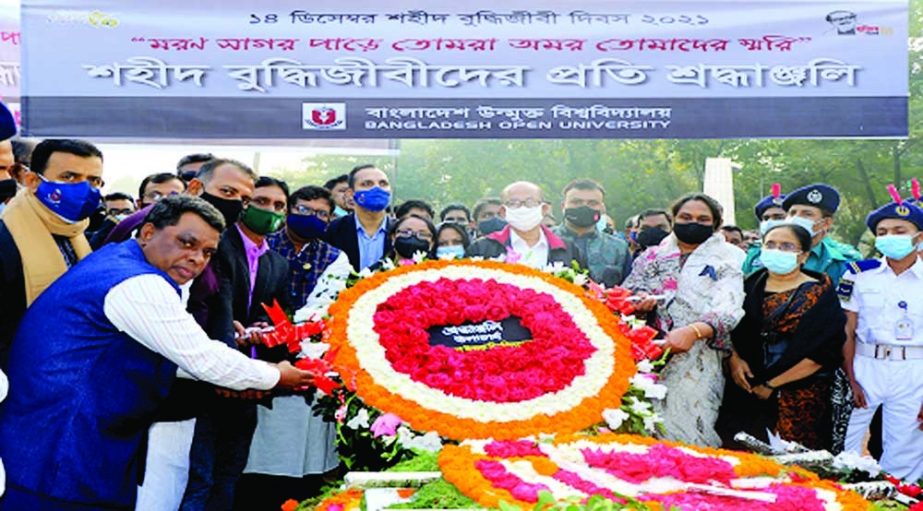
[274,360,316,390]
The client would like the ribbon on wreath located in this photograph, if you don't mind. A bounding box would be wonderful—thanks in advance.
[260,299,325,354]
[585,283,662,361]
[260,300,340,395]
[884,474,922,500]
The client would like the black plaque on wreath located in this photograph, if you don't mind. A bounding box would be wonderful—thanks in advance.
[427,317,533,351]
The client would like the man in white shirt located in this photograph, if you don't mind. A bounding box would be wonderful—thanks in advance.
[840,198,923,482]
[0,196,316,511]
[466,181,584,269]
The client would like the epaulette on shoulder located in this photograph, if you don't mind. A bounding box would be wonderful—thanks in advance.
[846,259,881,275]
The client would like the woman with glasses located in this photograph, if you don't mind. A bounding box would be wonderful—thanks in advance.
[717,223,846,450]
[375,214,437,267]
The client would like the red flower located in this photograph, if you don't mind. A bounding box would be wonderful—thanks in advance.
[373,280,596,403]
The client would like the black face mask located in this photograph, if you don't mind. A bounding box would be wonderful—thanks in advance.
[564,206,601,228]
[477,216,507,236]
[200,192,243,229]
[394,235,431,259]
[636,227,670,248]
[0,178,16,202]
[673,222,714,245]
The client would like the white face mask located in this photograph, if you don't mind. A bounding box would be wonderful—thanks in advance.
[504,205,544,232]
[788,215,821,237]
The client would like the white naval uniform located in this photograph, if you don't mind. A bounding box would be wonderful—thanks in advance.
[841,258,923,481]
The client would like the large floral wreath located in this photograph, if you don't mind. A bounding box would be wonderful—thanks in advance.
[323,259,637,440]
[438,433,872,511]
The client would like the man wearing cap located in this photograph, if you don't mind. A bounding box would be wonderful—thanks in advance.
[741,184,787,273]
[839,196,923,481]
[745,183,860,285]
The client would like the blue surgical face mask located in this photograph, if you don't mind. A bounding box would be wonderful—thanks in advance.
[788,216,819,237]
[333,205,349,217]
[436,245,465,259]
[287,213,327,239]
[759,219,785,236]
[875,234,917,260]
[596,216,608,232]
[759,248,801,275]
[352,187,391,212]
[35,176,102,223]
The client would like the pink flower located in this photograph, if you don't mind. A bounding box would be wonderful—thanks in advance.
[505,246,522,264]
[484,440,545,458]
[334,405,347,424]
[370,413,403,438]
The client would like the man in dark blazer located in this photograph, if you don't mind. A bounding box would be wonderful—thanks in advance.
[324,164,393,271]
[182,177,292,511]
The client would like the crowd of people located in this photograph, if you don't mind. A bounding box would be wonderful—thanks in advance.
[0,135,920,511]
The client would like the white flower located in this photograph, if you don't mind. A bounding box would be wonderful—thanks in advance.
[630,374,667,400]
[543,262,566,274]
[357,268,374,278]
[345,408,370,430]
[300,342,330,360]
[833,451,881,477]
[408,431,444,452]
[628,397,652,415]
[643,414,663,432]
[636,360,654,374]
[394,426,442,452]
[602,408,630,430]
[412,250,428,263]
[573,274,588,287]
[381,259,396,271]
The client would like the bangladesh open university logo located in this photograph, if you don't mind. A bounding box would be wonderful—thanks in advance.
[302,103,346,130]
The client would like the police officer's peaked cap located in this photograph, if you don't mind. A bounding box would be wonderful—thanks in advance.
[0,101,16,140]
[865,184,923,232]
[754,183,786,220]
[782,183,841,214]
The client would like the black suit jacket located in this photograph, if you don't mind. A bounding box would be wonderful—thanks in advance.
[210,226,292,346]
[324,213,392,271]
[0,220,26,370]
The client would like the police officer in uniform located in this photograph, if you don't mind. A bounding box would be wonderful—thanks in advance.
[840,196,923,482]
[741,184,787,270]
[744,183,860,284]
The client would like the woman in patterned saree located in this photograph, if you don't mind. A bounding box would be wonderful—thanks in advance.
[624,193,745,447]
[718,223,846,450]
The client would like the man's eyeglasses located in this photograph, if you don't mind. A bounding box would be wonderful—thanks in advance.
[144,191,180,202]
[291,205,330,219]
[503,198,542,209]
[395,229,432,241]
